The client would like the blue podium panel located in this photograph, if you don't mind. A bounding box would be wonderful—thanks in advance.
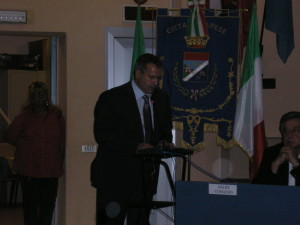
[175,181,300,225]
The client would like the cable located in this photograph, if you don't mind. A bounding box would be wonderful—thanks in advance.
[163,152,227,182]
[156,208,175,223]
[188,159,226,182]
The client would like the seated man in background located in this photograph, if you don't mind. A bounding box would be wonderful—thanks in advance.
[253,111,300,186]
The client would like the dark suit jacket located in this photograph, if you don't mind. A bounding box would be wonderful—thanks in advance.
[90,82,173,206]
[253,142,300,186]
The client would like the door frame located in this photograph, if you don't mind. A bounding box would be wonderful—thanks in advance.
[0,30,67,225]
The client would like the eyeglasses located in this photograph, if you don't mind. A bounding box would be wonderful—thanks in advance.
[282,127,300,136]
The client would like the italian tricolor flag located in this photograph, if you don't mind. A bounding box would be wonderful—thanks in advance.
[233,5,266,180]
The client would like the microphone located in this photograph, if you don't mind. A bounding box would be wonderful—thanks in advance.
[105,201,120,218]
[150,95,156,104]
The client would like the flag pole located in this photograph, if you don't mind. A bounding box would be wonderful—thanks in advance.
[259,0,266,56]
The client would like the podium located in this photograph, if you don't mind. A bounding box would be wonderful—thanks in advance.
[175,181,300,225]
[136,147,193,212]
[137,147,193,196]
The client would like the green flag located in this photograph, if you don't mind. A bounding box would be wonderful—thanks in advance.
[130,4,146,80]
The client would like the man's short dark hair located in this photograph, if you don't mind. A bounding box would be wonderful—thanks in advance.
[134,53,162,75]
[279,111,300,134]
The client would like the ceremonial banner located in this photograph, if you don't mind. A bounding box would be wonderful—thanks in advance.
[157,9,239,150]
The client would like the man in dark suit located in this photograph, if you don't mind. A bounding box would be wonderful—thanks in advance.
[253,111,300,186]
[91,53,174,225]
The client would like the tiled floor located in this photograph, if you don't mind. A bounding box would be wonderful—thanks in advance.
[0,205,23,225]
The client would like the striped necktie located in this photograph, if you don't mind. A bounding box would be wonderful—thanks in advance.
[143,95,153,143]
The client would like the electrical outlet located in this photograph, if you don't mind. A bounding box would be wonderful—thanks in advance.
[82,145,97,153]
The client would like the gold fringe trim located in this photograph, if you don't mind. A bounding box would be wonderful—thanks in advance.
[180,139,205,153]
[232,140,252,159]
[204,123,218,133]
[216,136,236,150]
[173,121,241,152]
[173,121,183,131]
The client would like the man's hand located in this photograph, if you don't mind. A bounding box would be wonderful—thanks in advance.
[280,146,299,165]
[137,143,153,150]
[271,146,298,174]
[157,140,175,149]
[165,142,175,149]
